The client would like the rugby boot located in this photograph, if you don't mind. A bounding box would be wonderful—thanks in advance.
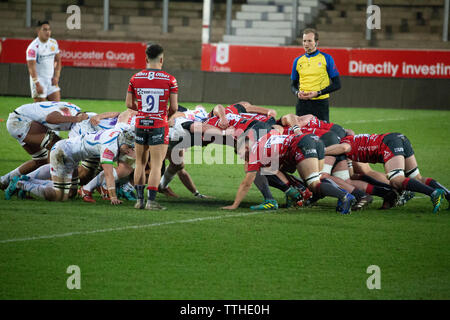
[78,187,96,203]
[336,193,357,215]
[5,176,20,200]
[352,194,373,211]
[380,190,399,210]
[396,190,415,207]
[134,199,145,209]
[194,191,209,199]
[431,188,445,213]
[250,199,279,211]
[285,186,302,208]
[145,200,167,211]
[97,186,110,201]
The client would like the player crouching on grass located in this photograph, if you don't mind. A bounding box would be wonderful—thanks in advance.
[5,126,135,205]
[325,133,449,213]
[1,101,88,190]
[221,128,357,214]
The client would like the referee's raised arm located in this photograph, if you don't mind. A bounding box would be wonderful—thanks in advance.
[290,28,341,123]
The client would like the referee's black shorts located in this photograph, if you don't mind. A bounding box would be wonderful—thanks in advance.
[296,98,329,123]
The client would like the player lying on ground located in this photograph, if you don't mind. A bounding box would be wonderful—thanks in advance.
[222,129,357,214]
[325,133,449,212]
[1,101,88,190]
[5,126,135,205]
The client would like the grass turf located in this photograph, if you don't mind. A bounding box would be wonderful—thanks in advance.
[0,96,449,299]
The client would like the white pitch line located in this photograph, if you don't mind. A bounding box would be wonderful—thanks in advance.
[0,211,262,244]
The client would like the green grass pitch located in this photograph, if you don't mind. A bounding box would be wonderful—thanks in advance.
[0,96,449,299]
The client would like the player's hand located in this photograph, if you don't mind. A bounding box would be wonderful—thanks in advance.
[218,117,229,129]
[51,76,59,86]
[267,109,277,118]
[90,115,101,126]
[110,197,122,205]
[77,112,89,122]
[35,82,44,95]
[221,204,238,210]
[299,91,311,100]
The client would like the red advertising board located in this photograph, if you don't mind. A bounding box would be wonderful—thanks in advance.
[0,38,147,69]
[201,43,450,79]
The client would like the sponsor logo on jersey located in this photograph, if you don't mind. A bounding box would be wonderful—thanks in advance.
[156,72,169,78]
[102,148,115,160]
[137,88,164,95]
[51,46,55,51]
[28,49,36,58]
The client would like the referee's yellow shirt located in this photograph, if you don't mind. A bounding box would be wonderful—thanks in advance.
[290,50,339,100]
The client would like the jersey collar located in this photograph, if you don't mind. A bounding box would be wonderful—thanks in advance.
[305,49,320,58]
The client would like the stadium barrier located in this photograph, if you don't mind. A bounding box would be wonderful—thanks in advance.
[0,38,449,109]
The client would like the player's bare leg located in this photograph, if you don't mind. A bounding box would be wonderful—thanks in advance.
[133,143,149,209]
[47,90,60,102]
[385,155,444,212]
[145,144,168,210]
[404,155,448,210]
[297,158,355,214]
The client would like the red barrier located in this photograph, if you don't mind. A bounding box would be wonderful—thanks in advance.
[0,38,147,69]
[201,43,450,79]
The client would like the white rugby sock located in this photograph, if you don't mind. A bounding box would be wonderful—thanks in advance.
[18,180,53,198]
[1,167,21,185]
[84,171,104,192]
[27,164,51,180]
[84,169,118,192]
[160,170,176,189]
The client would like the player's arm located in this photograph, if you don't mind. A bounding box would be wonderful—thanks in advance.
[212,104,229,129]
[45,111,88,124]
[222,171,257,210]
[243,103,277,118]
[325,143,351,156]
[90,112,121,126]
[27,60,43,95]
[168,93,178,118]
[101,163,122,205]
[125,91,138,111]
[52,52,62,86]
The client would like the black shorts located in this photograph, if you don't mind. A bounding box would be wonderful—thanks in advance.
[330,124,346,139]
[382,133,415,161]
[244,120,273,140]
[296,98,330,122]
[135,126,169,146]
[297,135,325,161]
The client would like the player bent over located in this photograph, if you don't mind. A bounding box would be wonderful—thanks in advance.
[5,127,135,204]
[222,129,356,214]
[325,133,449,212]
[1,101,88,190]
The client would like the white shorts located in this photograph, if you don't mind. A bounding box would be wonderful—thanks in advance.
[6,112,33,145]
[50,140,77,179]
[169,117,192,142]
[30,76,60,99]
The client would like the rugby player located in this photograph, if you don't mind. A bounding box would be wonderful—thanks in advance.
[26,21,61,102]
[5,127,135,204]
[325,133,448,212]
[222,129,356,214]
[126,44,178,210]
[1,101,88,189]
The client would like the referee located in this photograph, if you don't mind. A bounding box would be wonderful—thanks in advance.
[290,28,341,122]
